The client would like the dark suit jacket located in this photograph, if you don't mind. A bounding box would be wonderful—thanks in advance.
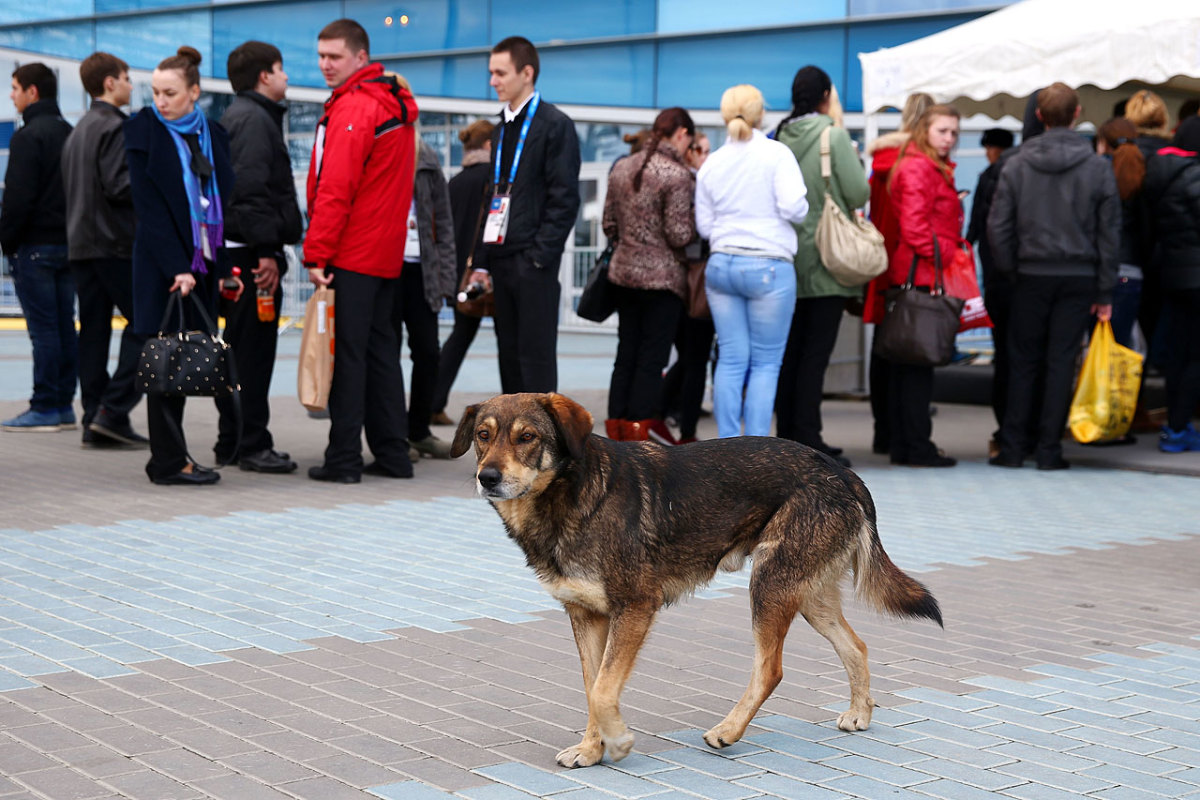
[124,109,235,336]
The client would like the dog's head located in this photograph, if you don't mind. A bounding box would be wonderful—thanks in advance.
[450,393,594,500]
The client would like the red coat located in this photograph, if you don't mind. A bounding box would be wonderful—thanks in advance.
[304,64,419,277]
[888,145,963,289]
[864,141,903,323]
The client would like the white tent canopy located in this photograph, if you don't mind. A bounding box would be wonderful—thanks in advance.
[860,0,1200,126]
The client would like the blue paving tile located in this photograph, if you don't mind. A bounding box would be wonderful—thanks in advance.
[649,768,763,799]
[474,762,579,796]
[819,755,932,788]
[369,781,457,799]
[740,732,842,762]
[738,751,850,784]
[654,747,764,779]
[734,772,851,798]
[560,766,671,798]
[458,785,541,800]
[1080,764,1196,797]
[823,775,937,800]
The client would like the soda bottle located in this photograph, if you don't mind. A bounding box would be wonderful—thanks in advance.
[256,288,276,322]
[220,266,241,301]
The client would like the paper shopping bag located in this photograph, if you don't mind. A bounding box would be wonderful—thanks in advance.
[298,287,335,412]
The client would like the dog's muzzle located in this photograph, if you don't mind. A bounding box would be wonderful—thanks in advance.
[478,466,503,492]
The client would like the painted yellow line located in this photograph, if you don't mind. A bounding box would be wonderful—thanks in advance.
[0,316,295,332]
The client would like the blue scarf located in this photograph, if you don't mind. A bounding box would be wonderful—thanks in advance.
[152,106,223,275]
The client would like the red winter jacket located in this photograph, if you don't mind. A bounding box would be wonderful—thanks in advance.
[888,144,964,289]
[304,64,419,277]
[863,137,904,323]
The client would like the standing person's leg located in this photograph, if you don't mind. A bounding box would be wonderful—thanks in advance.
[704,253,750,438]
[1035,277,1093,468]
[92,258,145,436]
[1109,275,1142,349]
[626,290,683,421]
[432,307,482,419]
[607,286,642,421]
[868,348,891,454]
[774,299,804,441]
[515,252,561,393]
[403,268,448,455]
[51,252,79,420]
[1161,289,1200,446]
[786,295,845,451]
[742,257,797,437]
[984,280,1014,438]
[363,276,413,476]
[4,245,69,428]
[488,254,522,394]
[675,316,715,441]
[317,268,374,479]
[70,259,112,429]
[996,276,1052,463]
[145,394,193,481]
[890,363,939,464]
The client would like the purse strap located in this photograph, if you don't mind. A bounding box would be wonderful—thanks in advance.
[904,233,947,294]
[819,126,832,188]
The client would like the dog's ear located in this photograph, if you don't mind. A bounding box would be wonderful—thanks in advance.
[450,404,480,458]
[540,393,593,461]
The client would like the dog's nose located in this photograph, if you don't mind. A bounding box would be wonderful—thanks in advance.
[478,467,502,490]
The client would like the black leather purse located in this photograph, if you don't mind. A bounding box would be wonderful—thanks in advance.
[139,290,238,398]
[873,234,964,368]
[576,240,617,323]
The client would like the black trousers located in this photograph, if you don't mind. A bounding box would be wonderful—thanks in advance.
[661,314,715,439]
[775,296,845,445]
[324,268,410,475]
[868,348,891,452]
[433,307,482,415]
[1164,287,1200,431]
[999,275,1093,463]
[393,262,441,441]
[215,249,281,458]
[607,287,681,420]
[70,257,141,426]
[145,393,189,480]
[489,250,560,393]
[888,361,937,462]
[984,280,1014,435]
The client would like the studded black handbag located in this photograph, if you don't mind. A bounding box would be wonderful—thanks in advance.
[138,290,239,398]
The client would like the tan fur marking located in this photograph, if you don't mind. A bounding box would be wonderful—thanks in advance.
[541,577,610,615]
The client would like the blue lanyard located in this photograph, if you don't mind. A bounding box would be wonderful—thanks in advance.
[494,91,540,191]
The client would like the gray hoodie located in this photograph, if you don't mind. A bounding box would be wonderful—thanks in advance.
[986,127,1120,304]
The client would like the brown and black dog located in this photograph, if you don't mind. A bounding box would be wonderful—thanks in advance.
[452,392,942,768]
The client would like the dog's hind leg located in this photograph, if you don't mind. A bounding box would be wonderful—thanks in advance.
[800,583,874,731]
[557,604,610,768]
[704,560,799,749]
[589,606,657,763]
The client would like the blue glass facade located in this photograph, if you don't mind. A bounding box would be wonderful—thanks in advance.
[0,1,1008,111]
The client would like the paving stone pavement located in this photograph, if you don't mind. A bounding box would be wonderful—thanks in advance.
[2,330,1199,799]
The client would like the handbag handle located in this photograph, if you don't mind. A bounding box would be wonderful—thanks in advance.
[158,289,224,339]
[904,233,947,295]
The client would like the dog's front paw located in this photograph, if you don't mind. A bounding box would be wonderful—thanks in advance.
[603,729,635,762]
[556,741,603,768]
[703,722,743,749]
[836,706,873,731]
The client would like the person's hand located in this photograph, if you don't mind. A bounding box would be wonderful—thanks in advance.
[170,272,196,296]
[230,275,245,303]
[1092,303,1113,322]
[468,269,492,293]
[308,266,333,287]
[253,256,280,294]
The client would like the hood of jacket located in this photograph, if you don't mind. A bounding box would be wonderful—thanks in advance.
[866,129,908,156]
[776,114,833,160]
[1019,127,1092,174]
[416,138,440,173]
[326,63,412,123]
[1021,91,1045,142]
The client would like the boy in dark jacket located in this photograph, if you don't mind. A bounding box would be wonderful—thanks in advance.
[61,52,147,447]
[987,82,1119,470]
[1,63,76,432]
[216,40,304,474]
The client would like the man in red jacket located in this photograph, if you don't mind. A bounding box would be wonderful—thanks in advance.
[304,18,419,483]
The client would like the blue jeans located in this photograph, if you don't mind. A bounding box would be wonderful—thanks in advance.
[1110,275,1142,349]
[10,244,77,411]
[705,252,796,437]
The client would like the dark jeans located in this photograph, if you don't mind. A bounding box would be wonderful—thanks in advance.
[888,361,937,462]
[1163,287,1200,431]
[999,275,1094,464]
[11,244,76,411]
[1110,275,1142,349]
[868,348,890,452]
[70,257,141,426]
[215,249,282,458]
[661,314,715,439]
[775,296,845,446]
[433,307,482,415]
[324,268,410,476]
[393,262,441,441]
[608,287,681,420]
[489,250,560,393]
[984,280,1014,435]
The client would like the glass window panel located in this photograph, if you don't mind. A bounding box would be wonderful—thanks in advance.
[0,1,91,24]
[96,11,211,76]
[850,0,1014,14]
[537,43,654,108]
[383,55,488,99]
[0,22,94,60]
[843,13,976,111]
[213,2,339,89]
[658,0,844,34]
[344,0,488,54]
[657,30,843,112]
[96,0,195,11]
[491,0,654,44]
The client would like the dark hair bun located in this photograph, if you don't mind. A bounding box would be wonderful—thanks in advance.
[176,46,202,67]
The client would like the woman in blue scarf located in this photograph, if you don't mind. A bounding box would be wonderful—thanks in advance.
[125,46,237,485]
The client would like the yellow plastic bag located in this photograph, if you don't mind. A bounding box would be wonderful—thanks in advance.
[1068,321,1144,443]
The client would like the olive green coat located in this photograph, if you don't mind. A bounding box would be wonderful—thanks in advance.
[776,115,870,298]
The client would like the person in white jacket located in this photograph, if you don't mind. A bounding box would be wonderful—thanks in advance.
[696,84,809,437]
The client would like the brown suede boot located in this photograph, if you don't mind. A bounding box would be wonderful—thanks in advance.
[625,419,652,441]
[604,419,625,440]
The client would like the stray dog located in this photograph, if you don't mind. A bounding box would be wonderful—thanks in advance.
[452,393,942,768]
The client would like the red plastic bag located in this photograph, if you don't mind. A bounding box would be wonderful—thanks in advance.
[942,241,992,332]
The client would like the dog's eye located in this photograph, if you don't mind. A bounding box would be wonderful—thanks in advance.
[477,429,490,441]
[519,432,536,443]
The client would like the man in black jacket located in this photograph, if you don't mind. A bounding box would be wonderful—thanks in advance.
[215,41,304,473]
[987,82,1119,471]
[1,63,76,432]
[469,36,580,393]
[61,52,147,447]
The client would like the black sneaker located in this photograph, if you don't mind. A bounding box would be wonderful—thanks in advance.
[363,461,414,478]
[988,453,1023,468]
[1036,457,1071,471]
[238,448,298,474]
[308,465,360,483]
[89,410,149,447]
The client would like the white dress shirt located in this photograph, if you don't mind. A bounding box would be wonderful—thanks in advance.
[695,128,809,260]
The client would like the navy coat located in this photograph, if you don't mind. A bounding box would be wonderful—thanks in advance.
[124,109,235,337]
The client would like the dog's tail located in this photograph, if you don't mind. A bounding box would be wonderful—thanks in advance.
[850,492,943,628]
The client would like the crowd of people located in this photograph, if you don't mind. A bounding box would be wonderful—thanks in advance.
[2,19,1198,488]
